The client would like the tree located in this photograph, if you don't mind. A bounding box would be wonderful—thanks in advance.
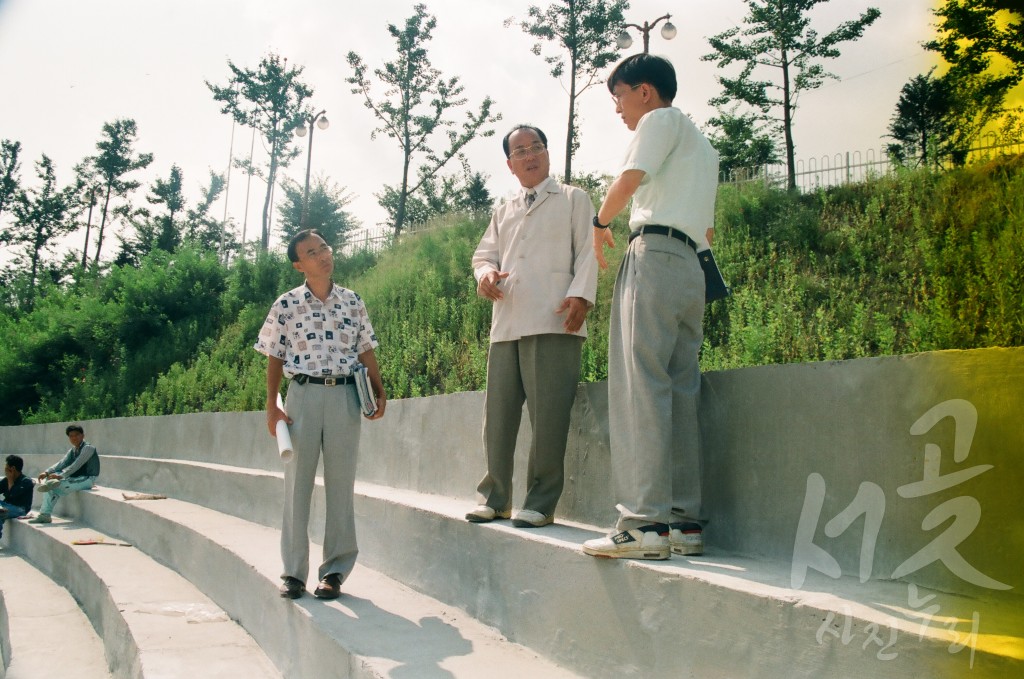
[707,106,781,178]
[0,139,22,227]
[276,174,359,247]
[463,171,493,216]
[507,0,629,183]
[703,0,881,189]
[71,158,103,269]
[347,4,500,238]
[3,155,80,304]
[183,171,231,255]
[376,167,491,230]
[148,164,186,252]
[208,53,311,251]
[91,119,153,265]
[927,0,1023,92]
[886,70,953,167]
[925,1,1024,162]
[117,169,233,267]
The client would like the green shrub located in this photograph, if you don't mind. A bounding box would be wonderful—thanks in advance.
[3,158,1021,424]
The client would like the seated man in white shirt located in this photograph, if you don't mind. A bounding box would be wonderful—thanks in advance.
[465,124,598,528]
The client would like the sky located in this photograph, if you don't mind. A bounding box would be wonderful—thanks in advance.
[0,0,939,258]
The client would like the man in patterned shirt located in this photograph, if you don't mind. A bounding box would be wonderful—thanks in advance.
[255,228,386,600]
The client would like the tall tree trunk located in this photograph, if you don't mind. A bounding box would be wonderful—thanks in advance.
[395,120,413,239]
[262,143,279,251]
[395,149,412,238]
[81,188,96,269]
[94,182,114,266]
[565,88,576,184]
[781,50,796,191]
[564,5,578,184]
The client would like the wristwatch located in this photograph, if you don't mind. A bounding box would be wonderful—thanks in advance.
[592,215,610,229]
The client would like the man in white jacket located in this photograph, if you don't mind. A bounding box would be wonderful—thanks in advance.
[466,124,598,528]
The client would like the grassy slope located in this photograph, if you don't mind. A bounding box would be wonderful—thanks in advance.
[129,157,1023,415]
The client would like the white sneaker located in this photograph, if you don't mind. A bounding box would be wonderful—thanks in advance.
[36,478,60,493]
[28,513,52,524]
[465,505,511,523]
[583,524,670,560]
[512,509,553,528]
[669,522,704,556]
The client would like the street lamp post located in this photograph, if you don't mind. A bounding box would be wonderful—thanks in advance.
[293,109,329,228]
[616,14,677,53]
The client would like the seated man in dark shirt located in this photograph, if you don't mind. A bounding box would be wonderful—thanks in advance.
[1,454,34,539]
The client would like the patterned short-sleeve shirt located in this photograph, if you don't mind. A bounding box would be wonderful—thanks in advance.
[253,282,379,378]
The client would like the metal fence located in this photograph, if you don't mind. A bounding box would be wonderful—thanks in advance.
[340,135,1023,257]
[341,211,481,256]
[719,133,1024,192]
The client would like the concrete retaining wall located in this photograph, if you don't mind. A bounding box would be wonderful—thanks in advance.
[2,347,1021,599]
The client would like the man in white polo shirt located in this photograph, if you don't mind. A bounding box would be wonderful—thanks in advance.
[585,54,719,560]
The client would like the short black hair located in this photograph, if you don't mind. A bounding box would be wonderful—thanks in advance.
[502,124,548,158]
[287,229,326,263]
[5,454,23,472]
[607,53,677,103]
[65,424,84,436]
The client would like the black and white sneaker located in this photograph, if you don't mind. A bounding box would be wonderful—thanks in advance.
[582,523,670,559]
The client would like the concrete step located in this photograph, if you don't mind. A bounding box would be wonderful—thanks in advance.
[56,486,582,679]
[5,516,281,679]
[71,455,1024,678]
[0,547,112,679]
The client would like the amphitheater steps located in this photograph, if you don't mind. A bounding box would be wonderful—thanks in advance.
[0,548,112,679]
[59,486,582,679]
[14,453,1023,678]
[89,453,1024,679]
[6,516,281,679]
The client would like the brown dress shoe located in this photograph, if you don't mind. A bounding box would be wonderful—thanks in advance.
[314,573,343,599]
[279,576,305,599]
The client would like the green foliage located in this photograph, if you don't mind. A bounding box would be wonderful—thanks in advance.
[207,53,311,250]
[90,119,153,265]
[886,69,952,168]
[276,174,359,246]
[700,156,1024,369]
[708,106,781,177]
[507,0,629,182]
[923,1,1024,162]
[702,0,881,189]
[4,154,81,302]
[0,247,229,425]
[3,160,1022,424]
[346,4,501,237]
[0,139,22,222]
[355,219,494,397]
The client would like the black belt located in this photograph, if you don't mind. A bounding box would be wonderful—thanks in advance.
[292,374,354,386]
[628,224,698,252]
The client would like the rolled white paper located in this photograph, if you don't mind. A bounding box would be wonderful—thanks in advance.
[275,393,294,460]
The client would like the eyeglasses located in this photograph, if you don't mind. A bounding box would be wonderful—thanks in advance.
[611,84,641,106]
[509,142,547,160]
[302,244,333,259]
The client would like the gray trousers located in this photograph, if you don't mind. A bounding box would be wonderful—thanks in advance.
[476,333,584,517]
[609,232,706,530]
[282,380,361,584]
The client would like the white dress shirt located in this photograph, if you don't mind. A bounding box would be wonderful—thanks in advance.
[621,106,720,250]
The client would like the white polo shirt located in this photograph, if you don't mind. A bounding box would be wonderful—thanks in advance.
[621,106,720,249]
